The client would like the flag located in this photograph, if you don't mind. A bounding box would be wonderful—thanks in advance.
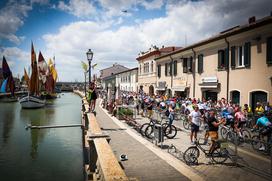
[91,63,98,69]
[81,61,88,72]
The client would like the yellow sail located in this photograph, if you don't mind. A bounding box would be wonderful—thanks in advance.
[48,58,58,82]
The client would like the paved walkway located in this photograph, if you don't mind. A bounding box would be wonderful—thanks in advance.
[95,101,200,181]
[95,100,271,180]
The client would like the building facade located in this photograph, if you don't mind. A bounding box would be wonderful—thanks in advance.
[137,46,180,95]
[115,67,138,93]
[155,15,272,109]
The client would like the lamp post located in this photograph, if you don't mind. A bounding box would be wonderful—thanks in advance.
[86,49,93,86]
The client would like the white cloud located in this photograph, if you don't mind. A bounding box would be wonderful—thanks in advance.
[140,0,164,10]
[0,0,49,45]
[58,0,96,18]
[42,0,271,82]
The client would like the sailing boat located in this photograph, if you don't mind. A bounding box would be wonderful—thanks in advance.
[0,56,17,102]
[43,58,58,99]
[19,43,46,108]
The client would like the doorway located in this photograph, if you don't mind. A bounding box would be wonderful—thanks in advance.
[230,90,240,105]
[149,85,154,96]
[250,91,267,111]
[203,90,218,102]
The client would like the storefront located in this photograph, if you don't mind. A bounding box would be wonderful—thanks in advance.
[156,81,166,95]
[199,77,219,102]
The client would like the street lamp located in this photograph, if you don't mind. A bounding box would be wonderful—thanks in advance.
[86,49,93,86]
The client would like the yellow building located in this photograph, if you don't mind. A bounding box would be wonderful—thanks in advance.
[137,45,180,95]
[155,15,272,109]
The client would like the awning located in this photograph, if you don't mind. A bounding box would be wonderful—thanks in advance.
[172,86,187,92]
[156,87,166,91]
[199,82,218,89]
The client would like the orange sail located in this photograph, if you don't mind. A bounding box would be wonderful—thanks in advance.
[29,42,39,95]
[24,68,30,88]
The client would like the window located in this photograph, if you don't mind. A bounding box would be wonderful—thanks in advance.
[188,57,193,73]
[168,62,172,76]
[267,37,272,65]
[157,64,161,78]
[144,63,149,73]
[151,61,154,72]
[218,48,229,70]
[198,54,203,73]
[231,46,236,68]
[237,45,244,67]
[183,58,187,73]
[173,60,177,76]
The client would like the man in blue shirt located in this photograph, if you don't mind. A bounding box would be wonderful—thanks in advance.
[253,113,272,151]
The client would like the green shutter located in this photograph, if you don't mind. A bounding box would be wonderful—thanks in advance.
[267,37,272,65]
[244,42,251,68]
[218,50,221,69]
[169,62,172,76]
[231,46,236,69]
[157,65,161,78]
[183,58,187,73]
[198,54,203,73]
[225,48,229,69]
[174,61,177,76]
[189,56,193,72]
[165,63,167,76]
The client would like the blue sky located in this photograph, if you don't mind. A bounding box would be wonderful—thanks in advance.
[0,0,271,81]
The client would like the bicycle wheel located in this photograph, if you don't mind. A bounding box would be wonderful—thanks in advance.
[220,127,228,140]
[183,118,190,130]
[163,123,177,139]
[211,147,229,164]
[226,131,234,143]
[139,123,149,136]
[241,129,251,142]
[183,146,200,165]
[251,135,261,150]
[144,125,154,139]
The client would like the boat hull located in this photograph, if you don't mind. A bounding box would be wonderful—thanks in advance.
[0,97,17,103]
[19,95,46,109]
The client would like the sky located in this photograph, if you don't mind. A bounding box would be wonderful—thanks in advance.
[0,0,271,82]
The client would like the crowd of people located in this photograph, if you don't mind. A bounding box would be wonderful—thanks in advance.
[115,90,272,152]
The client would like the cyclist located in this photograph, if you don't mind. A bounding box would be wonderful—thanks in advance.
[243,104,252,115]
[234,106,246,137]
[189,105,202,145]
[208,110,225,153]
[221,108,235,128]
[255,102,265,115]
[252,112,272,151]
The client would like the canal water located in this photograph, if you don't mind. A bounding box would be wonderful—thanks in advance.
[0,93,83,181]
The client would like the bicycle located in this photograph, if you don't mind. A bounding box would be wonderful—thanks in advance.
[182,114,190,130]
[251,129,272,154]
[145,119,177,139]
[139,118,159,137]
[183,139,230,165]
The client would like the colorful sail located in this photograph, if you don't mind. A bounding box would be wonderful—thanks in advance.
[29,42,39,95]
[38,51,48,84]
[24,68,30,88]
[0,78,8,93]
[2,56,11,79]
[2,56,15,96]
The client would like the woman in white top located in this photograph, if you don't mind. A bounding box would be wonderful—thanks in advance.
[189,105,202,144]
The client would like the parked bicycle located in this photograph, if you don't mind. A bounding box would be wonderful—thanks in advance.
[144,119,177,139]
[183,139,230,165]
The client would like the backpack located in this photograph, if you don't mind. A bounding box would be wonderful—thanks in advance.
[165,110,170,117]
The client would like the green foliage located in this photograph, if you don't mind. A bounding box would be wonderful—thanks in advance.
[118,108,133,116]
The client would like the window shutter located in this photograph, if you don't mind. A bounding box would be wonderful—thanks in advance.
[218,50,222,69]
[183,58,187,73]
[231,46,236,69]
[157,65,161,78]
[174,61,177,76]
[225,48,229,69]
[169,62,172,76]
[267,37,272,65]
[165,63,167,76]
[244,42,251,68]
[198,54,203,73]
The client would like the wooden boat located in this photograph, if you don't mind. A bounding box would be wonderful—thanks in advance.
[19,42,45,109]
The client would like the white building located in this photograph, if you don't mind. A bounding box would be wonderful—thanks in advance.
[115,67,138,93]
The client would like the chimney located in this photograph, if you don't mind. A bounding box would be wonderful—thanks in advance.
[248,16,256,24]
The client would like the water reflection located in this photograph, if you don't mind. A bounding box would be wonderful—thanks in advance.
[0,103,16,146]
[20,106,56,159]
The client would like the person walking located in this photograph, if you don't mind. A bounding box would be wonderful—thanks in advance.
[189,105,202,145]
[87,82,97,113]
